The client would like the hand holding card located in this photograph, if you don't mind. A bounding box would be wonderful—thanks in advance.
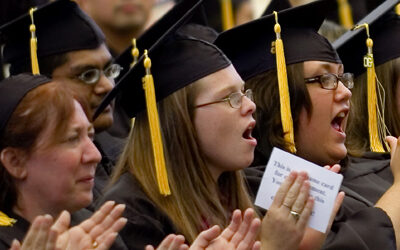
[255,147,343,233]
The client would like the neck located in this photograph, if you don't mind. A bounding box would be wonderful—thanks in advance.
[13,184,68,223]
[101,25,144,55]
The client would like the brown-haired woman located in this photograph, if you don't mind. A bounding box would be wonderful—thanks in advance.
[214,0,400,249]
[0,73,127,249]
[337,9,400,155]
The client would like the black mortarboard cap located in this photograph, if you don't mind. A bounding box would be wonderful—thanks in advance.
[214,0,341,82]
[0,0,105,66]
[95,16,230,119]
[95,18,230,196]
[114,0,208,79]
[0,73,51,135]
[333,0,400,77]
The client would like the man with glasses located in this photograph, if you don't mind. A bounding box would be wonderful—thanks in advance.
[0,0,124,209]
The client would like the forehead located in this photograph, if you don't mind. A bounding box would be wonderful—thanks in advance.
[195,65,244,94]
[303,61,344,76]
[60,44,112,72]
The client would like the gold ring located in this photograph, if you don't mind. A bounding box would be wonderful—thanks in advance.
[92,241,98,248]
[290,210,300,221]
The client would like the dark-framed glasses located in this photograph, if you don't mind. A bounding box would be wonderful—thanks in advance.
[195,89,253,109]
[78,64,123,85]
[304,72,354,90]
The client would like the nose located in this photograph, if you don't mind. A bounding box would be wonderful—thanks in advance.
[335,81,352,102]
[94,75,114,95]
[82,138,102,165]
[241,94,256,116]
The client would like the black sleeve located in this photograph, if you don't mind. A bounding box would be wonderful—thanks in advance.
[323,205,396,250]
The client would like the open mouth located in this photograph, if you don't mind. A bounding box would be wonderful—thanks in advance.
[242,121,257,146]
[243,127,253,139]
[331,111,347,133]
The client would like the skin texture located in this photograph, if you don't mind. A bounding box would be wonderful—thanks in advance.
[296,61,352,166]
[10,201,127,250]
[9,101,101,222]
[193,65,257,181]
[77,0,155,54]
[146,209,261,250]
[51,44,114,133]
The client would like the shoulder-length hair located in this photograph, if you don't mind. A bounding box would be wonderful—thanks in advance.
[245,62,312,165]
[0,80,90,211]
[112,82,255,243]
[346,57,400,155]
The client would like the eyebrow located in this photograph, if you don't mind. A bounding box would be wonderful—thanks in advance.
[213,82,245,97]
[70,60,113,75]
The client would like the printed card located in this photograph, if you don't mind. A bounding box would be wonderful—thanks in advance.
[255,147,343,232]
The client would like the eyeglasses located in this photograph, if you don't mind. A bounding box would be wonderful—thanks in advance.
[195,89,253,109]
[304,73,354,90]
[77,64,123,85]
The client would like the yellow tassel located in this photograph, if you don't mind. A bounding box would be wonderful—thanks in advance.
[396,4,400,16]
[353,24,388,152]
[29,8,40,75]
[220,0,234,31]
[337,0,354,29]
[272,12,296,153]
[130,38,139,68]
[0,211,16,227]
[142,50,170,196]
[130,38,139,128]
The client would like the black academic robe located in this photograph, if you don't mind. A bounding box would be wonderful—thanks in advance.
[244,152,396,249]
[89,133,126,211]
[0,208,128,250]
[97,172,177,250]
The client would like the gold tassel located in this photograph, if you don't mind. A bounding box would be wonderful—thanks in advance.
[130,38,139,128]
[29,8,40,75]
[142,50,170,196]
[337,0,354,29]
[272,12,296,153]
[0,211,16,227]
[396,4,400,16]
[130,38,139,68]
[353,24,388,152]
[220,0,234,31]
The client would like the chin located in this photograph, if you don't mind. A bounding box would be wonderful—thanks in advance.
[329,146,347,164]
[93,115,113,132]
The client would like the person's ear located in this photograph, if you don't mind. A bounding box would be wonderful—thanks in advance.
[0,148,28,179]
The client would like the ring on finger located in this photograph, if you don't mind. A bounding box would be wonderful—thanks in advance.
[92,241,98,248]
[290,210,300,221]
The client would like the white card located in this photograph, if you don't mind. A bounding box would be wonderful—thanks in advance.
[255,147,343,233]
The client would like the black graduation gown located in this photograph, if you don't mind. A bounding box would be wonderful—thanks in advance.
[0,208,128,250]
[89,133,126,211]
[97,172,177,250]
[244,152,396,250]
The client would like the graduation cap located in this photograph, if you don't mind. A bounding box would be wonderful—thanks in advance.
[333,0,400,153]
[114,0,207,79]
[0,0,105,74]
[215,0,339,153]
[95,12,230,196]
[334,0,400,76]
[0,73,50,135]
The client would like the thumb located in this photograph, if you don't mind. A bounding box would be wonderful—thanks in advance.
[190,225,221,249]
